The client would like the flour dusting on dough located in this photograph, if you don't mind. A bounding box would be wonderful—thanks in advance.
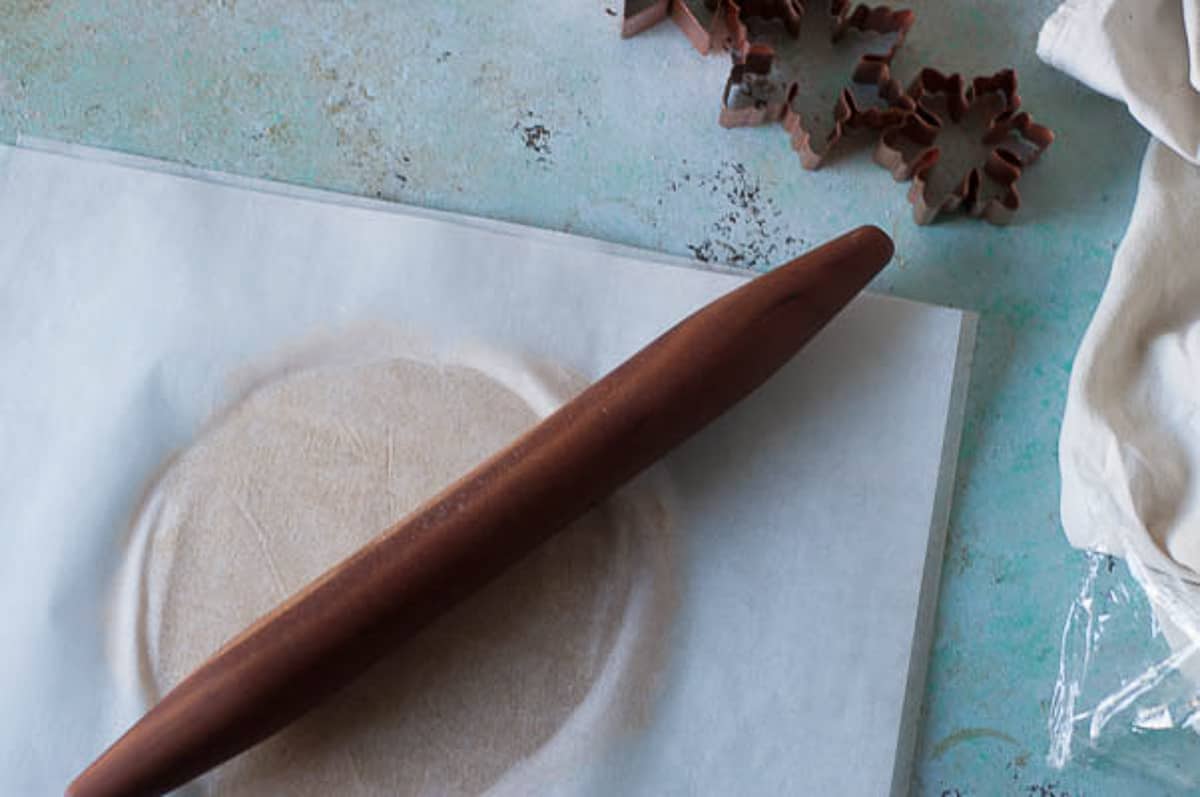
[110,328,678,796]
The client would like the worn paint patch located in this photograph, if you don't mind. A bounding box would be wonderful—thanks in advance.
[5,0,52,17]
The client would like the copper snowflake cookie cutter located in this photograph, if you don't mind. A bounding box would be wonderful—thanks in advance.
[873,68,1055,224]
[621,0,731,53]
[620,2,1054,224]
[622,1,915,169]
[719,1,915,169]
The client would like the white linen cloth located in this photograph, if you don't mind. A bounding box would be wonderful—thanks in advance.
[1042,2,1200,582]
[1040,0,1200,162]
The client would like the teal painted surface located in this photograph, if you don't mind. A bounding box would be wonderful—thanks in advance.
[0,1,1162,794]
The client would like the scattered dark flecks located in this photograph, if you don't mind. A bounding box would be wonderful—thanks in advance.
[951,542,972,575]
[574,106,595,128]
[250,120,292,146]
[310,55,339,83]
[436,50,452,64]
[521,124,551,155]
[393,172,408,185]
[681,161,802,269]
[1005,753,1031,783]
[1027,784,1070,797]
[514,111,553,162]
[605,7,617,16]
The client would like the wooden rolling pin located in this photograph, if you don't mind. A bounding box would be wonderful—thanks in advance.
[68,225,893,797]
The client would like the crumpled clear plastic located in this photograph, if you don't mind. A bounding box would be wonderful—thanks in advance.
[1049,551,1200,787]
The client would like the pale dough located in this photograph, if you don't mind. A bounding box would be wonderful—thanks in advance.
[115,344,675,796]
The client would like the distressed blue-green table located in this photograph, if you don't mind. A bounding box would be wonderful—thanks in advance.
[0,1,1158,794]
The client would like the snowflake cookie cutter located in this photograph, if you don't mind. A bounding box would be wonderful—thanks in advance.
[873,68,1055,224]
[623,1,915,169]
[718,0,915,169]
[620,3,1054,224]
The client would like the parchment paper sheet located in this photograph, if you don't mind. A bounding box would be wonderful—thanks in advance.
[0,139,973,796]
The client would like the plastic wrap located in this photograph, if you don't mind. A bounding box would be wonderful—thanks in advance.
[1050,551,1200,787]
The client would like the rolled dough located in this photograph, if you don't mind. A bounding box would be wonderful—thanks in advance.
[113,345,675,796]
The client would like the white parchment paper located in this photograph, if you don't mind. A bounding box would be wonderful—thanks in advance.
[0,140,972,796]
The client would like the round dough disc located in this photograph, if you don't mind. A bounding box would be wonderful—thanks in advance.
[121,354,671,795]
